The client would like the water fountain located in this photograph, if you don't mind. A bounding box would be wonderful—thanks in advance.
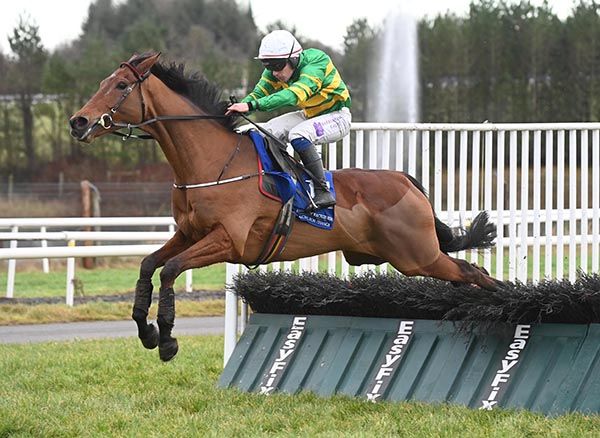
[366,5,419,172]
[370,5,420,123]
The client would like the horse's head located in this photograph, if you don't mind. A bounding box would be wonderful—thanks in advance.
[69,52,161,142]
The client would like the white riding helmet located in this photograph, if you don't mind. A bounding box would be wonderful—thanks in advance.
[256,30,303,60]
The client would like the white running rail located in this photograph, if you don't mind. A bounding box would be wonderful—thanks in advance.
[2,122,599,364]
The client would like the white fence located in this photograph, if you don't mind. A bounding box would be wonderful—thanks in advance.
[2,122,600,362]
[0,217,178,306]
[227,121,600,283]
[341,122,600,282]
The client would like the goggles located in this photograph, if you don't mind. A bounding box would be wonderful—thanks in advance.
[261,59,288,72]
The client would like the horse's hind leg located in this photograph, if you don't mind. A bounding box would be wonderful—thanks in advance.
[403,253,501,291]
[156,224,235,361]
[133,230,192,350]
[343,250,386,266]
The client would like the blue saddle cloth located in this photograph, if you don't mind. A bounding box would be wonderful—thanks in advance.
[248,130,335,230]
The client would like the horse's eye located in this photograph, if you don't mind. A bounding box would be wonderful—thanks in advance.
[116,81,128,90]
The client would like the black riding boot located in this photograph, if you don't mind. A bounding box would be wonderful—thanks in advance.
[297,146,336,209]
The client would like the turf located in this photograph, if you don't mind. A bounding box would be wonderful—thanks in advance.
[0,336,598,437]
[0,263,226,298]
[0,299,225,325]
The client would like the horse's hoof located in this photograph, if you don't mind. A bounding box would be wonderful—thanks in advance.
[140,323,159,350]
[471,263,490,275]
[159,338,179,362]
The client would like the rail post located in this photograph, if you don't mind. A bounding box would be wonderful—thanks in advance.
[40,226,50,273]
[66,240,76,306]
[224,263,238,366]
[6,226,18,298]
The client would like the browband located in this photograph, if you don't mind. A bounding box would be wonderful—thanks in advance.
[120,61,146,81]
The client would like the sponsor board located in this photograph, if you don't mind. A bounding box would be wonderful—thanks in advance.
[365,320,414,402]
[259,316,307,395]
[480,324,531,410]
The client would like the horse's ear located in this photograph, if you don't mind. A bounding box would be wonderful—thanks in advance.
[135,51,161,75]
[126,52,140,63]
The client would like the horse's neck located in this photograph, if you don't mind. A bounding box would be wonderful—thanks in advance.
[144,81,243,185]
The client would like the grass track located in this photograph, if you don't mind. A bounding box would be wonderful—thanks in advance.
[0,299,224,325]
[0,336,598,437]
[0,264,226,325]
[0,263,226,298]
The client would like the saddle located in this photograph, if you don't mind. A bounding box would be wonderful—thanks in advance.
[243,129,335,268]
[248,130,335,230]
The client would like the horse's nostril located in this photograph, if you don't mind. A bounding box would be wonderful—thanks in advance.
[70,116,89,130]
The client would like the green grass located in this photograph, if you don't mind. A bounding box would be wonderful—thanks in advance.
[0,262,226,298]
[0,299,225,325]
[0,262,227,325]
[0,336,598,437]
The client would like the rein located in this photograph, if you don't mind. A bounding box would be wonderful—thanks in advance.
[96,62,303,193]
[106,113,230,141]
[98,61,229,141]
[98,61,259,189]
[82,58,313,269]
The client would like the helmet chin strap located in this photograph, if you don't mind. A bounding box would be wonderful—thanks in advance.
[284,42,300,71]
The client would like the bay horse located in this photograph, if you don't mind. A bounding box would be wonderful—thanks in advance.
[69,52,502,362]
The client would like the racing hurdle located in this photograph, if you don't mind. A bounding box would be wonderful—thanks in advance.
[219,271,600,415]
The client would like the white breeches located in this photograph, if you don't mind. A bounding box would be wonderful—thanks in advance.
[262,107,351,145]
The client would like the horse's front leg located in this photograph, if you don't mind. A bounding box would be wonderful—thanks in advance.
[133,230,193,350]
[156,224,235,361]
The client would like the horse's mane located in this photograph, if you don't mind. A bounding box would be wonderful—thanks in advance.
[131,54,238,131]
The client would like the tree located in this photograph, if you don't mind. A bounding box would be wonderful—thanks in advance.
[121,17,167,55]
[341,18,377,121]
[419,12,467,122]
[0,51,8,93]
[42,52,78,162]
[8,16,47,174]
[0,51,17,172]
[564,1,600,121]
[81,0,121,41]
[465,0,502,122]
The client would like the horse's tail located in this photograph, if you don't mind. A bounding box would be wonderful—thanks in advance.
[435,211,496,253]
[404,173,497,253]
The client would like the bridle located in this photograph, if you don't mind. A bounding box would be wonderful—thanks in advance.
[97,61,229,141]
[98,60,293,152]
[91,60,267,190]
[90,59,305,191]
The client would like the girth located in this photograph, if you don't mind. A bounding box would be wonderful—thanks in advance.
[246,198,295,269]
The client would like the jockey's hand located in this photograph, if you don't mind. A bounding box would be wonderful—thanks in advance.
[226,102,250,116]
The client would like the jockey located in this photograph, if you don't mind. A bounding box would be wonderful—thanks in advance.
[226,29,352,209]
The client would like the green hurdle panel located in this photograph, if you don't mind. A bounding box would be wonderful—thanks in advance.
[218,314,600,415]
